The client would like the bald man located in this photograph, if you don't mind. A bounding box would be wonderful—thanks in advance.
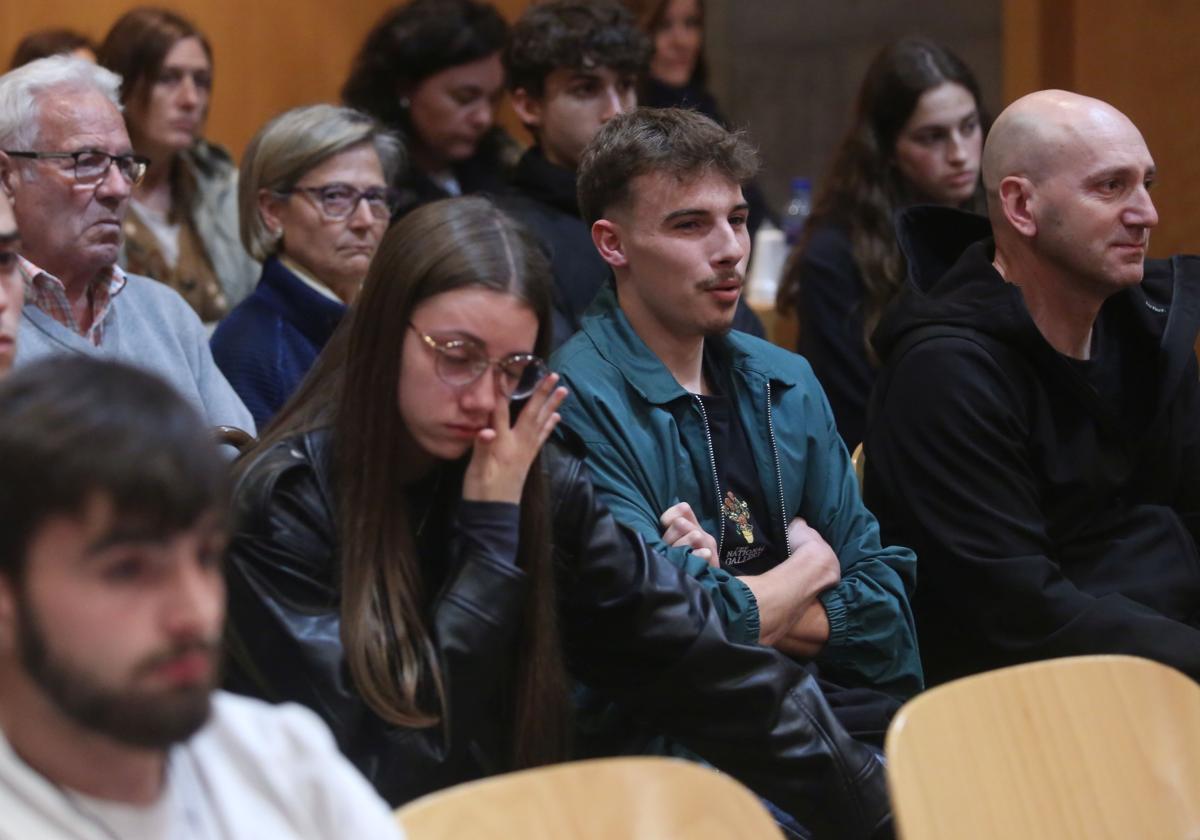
[862,90,1200,685]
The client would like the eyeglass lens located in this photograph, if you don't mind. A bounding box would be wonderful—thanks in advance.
[75,152,146,184]
[313,185,396,220]
[435,346,548,398]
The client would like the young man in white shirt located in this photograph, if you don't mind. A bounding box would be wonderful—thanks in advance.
[0,356,403,840]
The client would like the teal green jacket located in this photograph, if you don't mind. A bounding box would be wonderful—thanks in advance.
[552,286,923,698]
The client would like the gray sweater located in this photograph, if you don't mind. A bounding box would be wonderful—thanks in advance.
[16,272,256,434]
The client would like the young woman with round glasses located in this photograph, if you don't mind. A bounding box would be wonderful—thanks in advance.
[209,104,402,428]
[222,196,893,837]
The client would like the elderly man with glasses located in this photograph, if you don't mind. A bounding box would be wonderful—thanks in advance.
[0,55,252,434]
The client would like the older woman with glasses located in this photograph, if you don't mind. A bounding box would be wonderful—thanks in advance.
[210,104,402,429]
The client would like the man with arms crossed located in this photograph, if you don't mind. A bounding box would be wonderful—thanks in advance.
[0,356,401,838]
[553,108,921,703]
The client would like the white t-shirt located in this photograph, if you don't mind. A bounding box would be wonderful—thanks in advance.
[0,692,405,840]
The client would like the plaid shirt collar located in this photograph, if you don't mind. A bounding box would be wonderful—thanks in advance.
[19,256,127,346]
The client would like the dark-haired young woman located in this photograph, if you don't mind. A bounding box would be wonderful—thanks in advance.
[622,0,776,236]
[776,38,989,449]
[223,196,893,839]
[342,0,517,217]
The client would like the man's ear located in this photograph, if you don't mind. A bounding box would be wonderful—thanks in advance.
[998,175,1038,238]
[0,153,17,199]
[0,574,16,652]
[509,87,543,132]
[592,219,627,269]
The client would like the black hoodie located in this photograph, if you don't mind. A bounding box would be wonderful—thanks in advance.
[864,206,1200,685]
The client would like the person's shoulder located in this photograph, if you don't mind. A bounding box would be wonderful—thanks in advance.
[205,692,338,755]
[728,330,817,382]
[800,222,856,269]
[121,272,199,313]
[212,292,283,345]
[117,274,207,333]
[552,323,612,377]
[234,433,323,512]
[182,139,238,179]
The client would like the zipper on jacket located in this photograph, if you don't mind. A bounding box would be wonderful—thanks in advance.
[766,382,792,557]
[692,395,725,559]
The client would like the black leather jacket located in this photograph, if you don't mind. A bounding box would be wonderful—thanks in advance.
[224,429,893,839]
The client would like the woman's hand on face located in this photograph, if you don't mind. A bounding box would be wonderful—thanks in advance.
[461,373,568,504]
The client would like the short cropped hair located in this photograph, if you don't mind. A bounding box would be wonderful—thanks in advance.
[0,55,122,149]
[239,104,404,261]
[576,106,759,224]
[0,357,228,582]
[504,0,650,96]
[10,28,96,70]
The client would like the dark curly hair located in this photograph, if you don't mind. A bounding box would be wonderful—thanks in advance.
[504,0,650,96]
[777,37,988,362]
[342,0,508,133]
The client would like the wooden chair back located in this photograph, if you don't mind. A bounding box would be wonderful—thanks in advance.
[851,442,865,487]
[395,757,784,839]
[886,655,1200,839]
[213,425,255,453]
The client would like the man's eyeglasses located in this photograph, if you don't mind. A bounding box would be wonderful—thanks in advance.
[411,325,548,399]
[4,150,150,186]
[278,183,399,221]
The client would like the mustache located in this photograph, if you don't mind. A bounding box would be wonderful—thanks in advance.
[696,270,744,291]
[133,638,219,677]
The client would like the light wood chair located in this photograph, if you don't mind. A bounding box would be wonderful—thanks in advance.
[885,655,1200,840]
[394,756,784,840]
[851,442,865,488]
[213,424,255,453]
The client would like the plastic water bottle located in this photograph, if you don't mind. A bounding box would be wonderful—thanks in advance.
[782,177,813,246]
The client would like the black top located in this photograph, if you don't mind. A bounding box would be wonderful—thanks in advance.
[865,205,1200,685]
[792,223,873,448]
[392,127,519,219]
[223,430,895,838]
[697,385,778,575]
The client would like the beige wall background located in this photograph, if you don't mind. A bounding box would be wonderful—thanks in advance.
[3,1,1195,255]
[1004,0,1199,257]
[0,0,532,161]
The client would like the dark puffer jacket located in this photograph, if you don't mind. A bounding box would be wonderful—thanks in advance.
[224,430,893,839]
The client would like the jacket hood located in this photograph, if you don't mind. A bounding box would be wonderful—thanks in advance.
[871,206,1031,362]
[511,147,580,217]
[873,206,1200,381]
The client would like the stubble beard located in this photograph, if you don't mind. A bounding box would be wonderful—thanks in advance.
[16,598,216,750]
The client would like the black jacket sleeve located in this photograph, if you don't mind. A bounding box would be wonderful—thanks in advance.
[795,225,876,449]
[223,438,527,806]
[866,335,1200,681]
[545,441,892,840]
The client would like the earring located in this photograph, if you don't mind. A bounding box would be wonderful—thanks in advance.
[399,96,411,109]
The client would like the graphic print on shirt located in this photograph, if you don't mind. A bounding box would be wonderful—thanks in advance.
[724,491,754,544]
